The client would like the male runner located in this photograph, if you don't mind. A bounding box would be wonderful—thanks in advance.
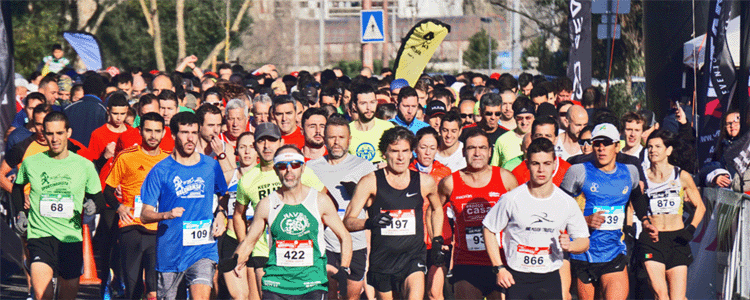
[307,115,376,300]
[558,105,587,160]
[560,123,655,300]
[195,104,234,172]
[492,97,535,168]
[233,122,327,299]
[435,112,466,172]
[272,95,305,149]
[344,126,444,300]
[231,145,353,299]
[140,112,228,300]
[483,138,590,299]
[301,108,328,160]
[348,84,394,164]
[104,112,169,300]
[438,127,518,299]
[13,112,105,300]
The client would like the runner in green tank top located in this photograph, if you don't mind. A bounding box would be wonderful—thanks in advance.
[229,145,352,299]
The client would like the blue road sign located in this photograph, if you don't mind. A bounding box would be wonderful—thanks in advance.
[361,10,385,43]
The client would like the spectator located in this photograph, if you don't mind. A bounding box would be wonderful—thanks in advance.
[64,74,107,147]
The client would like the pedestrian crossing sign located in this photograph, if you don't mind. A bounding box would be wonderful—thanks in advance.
[361,10,385,43]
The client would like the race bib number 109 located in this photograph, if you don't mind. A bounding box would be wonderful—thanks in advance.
[183,220,213,246]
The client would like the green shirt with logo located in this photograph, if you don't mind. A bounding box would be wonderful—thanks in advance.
[16,151,101,242]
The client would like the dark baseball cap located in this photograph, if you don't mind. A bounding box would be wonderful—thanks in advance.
[254,122,282,140]
[425,100,447,118]
[302,86,318,104]
[514,101,535,117]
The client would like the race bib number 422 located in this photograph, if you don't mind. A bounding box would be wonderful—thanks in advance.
[183,220,213,246]
[275,240,313,267]
[381,209,416,236]
[40,194,74,218]
[593,205,625,230]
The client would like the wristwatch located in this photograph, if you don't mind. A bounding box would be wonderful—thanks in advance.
[492,265,506,274]
[217,152,227,160]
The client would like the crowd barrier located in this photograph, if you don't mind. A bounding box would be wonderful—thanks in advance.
[688,188,749,300]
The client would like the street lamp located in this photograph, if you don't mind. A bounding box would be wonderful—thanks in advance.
[480,17,492,75]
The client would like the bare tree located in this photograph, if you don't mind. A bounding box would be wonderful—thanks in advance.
[139,0,166,71]
[176,0,186,59]
[75,0,127,35]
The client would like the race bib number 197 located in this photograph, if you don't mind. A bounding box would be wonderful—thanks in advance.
[381,209,416,236]
[40,194,74,218]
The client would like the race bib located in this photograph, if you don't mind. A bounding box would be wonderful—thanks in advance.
[182,220,213,246]
[465,226,485,251]
[649,193,680,215]
[381,209,416,236]
[40,194,74,218]
[594,205,625,230]
[338,209,346,219]
[275,240,313,267]
[133,195,143,218]
[516,244,551,268]
[227,192,237,218]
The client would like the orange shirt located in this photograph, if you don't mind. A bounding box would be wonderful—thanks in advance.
[511,157,571,187]
[115,126,174,156]
[409,160,453,249]
[105,145,170,230]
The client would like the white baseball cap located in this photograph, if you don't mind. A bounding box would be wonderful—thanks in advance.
[591,123,620,142]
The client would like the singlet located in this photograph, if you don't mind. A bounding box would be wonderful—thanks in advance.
[482,184,589,274]
[226,169,254,239]
[561,161,638,263]
[349,119,394,163]
[556,135,581,161]
[409,160,452,249]
[450,167,508,266]
[435,142,467,173]
[263,188,327,295]
[367,169,425,274]
[643,166,684,216]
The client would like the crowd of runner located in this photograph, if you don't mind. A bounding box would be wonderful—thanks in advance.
[3,46,717,300]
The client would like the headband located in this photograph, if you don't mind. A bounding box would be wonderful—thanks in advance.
[273,152,305,165]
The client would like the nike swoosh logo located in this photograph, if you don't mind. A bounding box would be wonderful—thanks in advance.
[406,192,418,197]
[417,263,425,268]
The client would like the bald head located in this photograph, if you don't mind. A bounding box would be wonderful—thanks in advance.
[152,75,173,96]
[521,132,533,153]
[566,105,589,138]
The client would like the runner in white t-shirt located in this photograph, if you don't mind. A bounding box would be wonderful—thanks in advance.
[482,138,590,299]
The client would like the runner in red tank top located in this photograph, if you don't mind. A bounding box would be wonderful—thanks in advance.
[438,128,517,299]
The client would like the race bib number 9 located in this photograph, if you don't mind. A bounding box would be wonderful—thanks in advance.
[594,205,625,230]
[183,220,213,246]
[381,209,416,236]
[40,194,74,218]
[465,226,486,251]
[516,244,550,268]
[275,240,313,267]
[649,194,680,215]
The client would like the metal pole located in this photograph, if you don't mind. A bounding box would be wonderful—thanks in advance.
[362,0,374,71]
[382,0,389,69]
[294,18,300,69]
[392,0,397,63]
[487,26,491,75]
[512,0,520,72]
[605,0,612,107]
[319,0,325,69]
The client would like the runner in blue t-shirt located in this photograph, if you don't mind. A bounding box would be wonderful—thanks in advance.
[141,112,228,300]
[560,123,656,300]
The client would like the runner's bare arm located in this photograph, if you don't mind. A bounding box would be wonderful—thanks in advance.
[140,204,184,224]
[681,170,706,229]
[422,173,443,239]
[343,172,375,232]
[438,175,454,206]
[233,202,248,242]
[499,167,519,191]
[234,197,270,271]
[319,192,352,268]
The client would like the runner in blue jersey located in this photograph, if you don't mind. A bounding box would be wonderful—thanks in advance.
[140,111,229,300]
[560,123,656,300]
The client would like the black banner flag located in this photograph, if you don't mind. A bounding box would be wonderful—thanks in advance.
[567,0,592,101]
[697,0,736,165]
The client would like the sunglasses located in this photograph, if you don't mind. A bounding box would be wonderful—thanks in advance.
[578,139,592,146]
[559,112,567,118]
[273,160,304,171]
[460,113,474,119]
[207,101,222,106]
[484,112,502,117]
[515,115,534,121]
[592,140,615,147]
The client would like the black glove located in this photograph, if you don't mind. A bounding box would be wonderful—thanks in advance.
[430,237,446,266]
[15,212,28,236]
[623,224,636,240]
[365,212,392,229]
[335,266,349,298]
[676,224,696,244]
[218,254,238,273]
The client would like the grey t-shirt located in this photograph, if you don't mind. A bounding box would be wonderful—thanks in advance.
[307,154,376,252]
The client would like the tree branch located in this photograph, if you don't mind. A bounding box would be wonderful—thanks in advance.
[88,0,126,35]
[138,0,155,37]
[488,0,569,42]
[199,0,253,70]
